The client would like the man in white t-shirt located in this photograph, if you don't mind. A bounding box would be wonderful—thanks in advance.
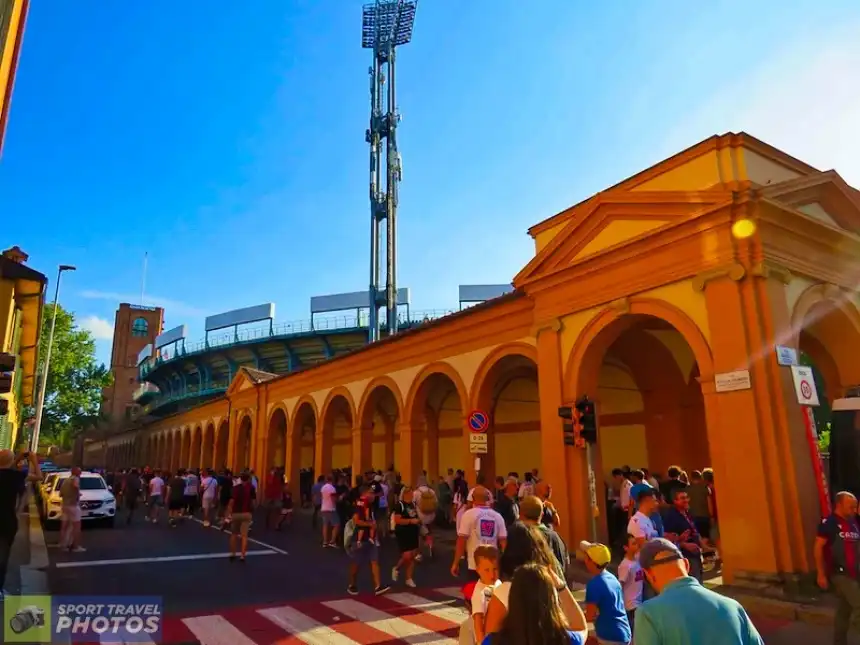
[319,475,340,548]
[200,469,218,527]
[147,471,165,524]
[627,488,659,547]
[451,487,507,578]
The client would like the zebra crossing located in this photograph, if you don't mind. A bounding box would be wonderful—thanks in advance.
[161,586,471,644]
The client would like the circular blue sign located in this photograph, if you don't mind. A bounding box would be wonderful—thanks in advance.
[468,410,488,432]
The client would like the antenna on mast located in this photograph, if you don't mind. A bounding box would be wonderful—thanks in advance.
[141,252,148,306]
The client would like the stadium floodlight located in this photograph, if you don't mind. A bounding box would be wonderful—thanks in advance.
[362,0,417,343]
[362,0,417,50]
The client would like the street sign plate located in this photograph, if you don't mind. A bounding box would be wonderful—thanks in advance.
[469,443,488,454]
[469,433,488,444]
[791,365,820,406]
[468,410,489,433]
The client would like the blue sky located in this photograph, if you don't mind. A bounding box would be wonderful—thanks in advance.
[2,1,859,366]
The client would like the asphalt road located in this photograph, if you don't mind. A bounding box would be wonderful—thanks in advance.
[36,505,860,644]
[44,505,461,614]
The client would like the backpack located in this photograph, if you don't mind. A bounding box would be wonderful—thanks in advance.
[343,518,356,552]
[418,488,437,514]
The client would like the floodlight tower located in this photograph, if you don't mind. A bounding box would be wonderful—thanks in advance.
[362,0,417,342]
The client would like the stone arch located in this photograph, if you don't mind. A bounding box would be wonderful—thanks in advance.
[202,422,215,469]
[234,414,253,471]
[266,405,289,470]
[565,298,715,544]
[791,283,860,401]
[190,425,203,470]
[471,343,541,486]
[404,362,470,484]
[318,387,357,475]
[357,377,404,474]
[214,420,229,470]
[288,397,318,500]
[170,430,181,472]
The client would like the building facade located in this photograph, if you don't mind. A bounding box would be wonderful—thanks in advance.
[0,246,45,449]
[95,132,860,590]
[0,0,28,154]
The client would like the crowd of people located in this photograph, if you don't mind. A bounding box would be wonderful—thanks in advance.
[3,450,860,643]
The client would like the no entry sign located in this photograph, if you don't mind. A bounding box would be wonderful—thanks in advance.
[468,410,489,433]
[791,365,820,407]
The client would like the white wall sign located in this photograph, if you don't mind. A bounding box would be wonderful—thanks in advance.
[775,345,798,366]
[715,370,752,393]
[791,365,820,407]
[469,443,488,454]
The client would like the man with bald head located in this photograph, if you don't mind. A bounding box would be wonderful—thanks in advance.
[0,449,41,597]
[815,490,860,645]
[451,485,507,579]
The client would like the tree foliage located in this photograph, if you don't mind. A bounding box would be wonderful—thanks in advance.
[25,304,113,449]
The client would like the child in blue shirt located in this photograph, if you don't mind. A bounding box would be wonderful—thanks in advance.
[580,541,631,645]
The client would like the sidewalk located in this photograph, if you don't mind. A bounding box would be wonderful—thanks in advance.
[6,485,50,595]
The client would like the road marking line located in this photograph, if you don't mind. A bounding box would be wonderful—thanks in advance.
[190,517,289,555]
[258,605,360,644]
[386,592,466,625]
[54,550,277,568]
[323,599,458,644]
[434,587,463,599]
[182,615,258,645]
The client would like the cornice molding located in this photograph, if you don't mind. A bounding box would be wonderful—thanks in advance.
[750,261,793,285]
[692,263,746,292]
[610,298,630,314]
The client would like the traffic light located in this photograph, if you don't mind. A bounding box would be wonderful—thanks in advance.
[575,395,597,444]
[558,405,576,446]
[0,352,15,395]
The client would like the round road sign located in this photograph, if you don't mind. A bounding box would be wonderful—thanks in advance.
[468,410,489,433]
[800,379,813,401]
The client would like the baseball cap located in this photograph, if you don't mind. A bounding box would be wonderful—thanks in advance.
[578,540,612,567]
[519,495,544,521]
[639,538,685,569]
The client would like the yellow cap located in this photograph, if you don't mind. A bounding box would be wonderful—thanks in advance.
[579,540,612,567]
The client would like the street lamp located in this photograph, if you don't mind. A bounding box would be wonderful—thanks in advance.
[30,264,76,452]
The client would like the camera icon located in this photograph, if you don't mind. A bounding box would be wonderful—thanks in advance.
[9,605,45,634]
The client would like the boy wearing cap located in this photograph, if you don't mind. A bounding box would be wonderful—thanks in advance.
[580,541,631,645]
[635,538,763,644]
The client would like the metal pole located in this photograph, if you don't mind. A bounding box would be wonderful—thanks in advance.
[385,46,398,335]
[31,266,73,452]
[368,59,380,342]
[585,442,599,541]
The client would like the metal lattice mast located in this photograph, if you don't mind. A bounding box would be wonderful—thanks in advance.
[362,0,417,342]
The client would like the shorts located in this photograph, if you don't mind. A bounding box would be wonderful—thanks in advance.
[149,495,163,507]
[348,541,379,565]
[168,499,185,512]
[184,495,198,510]
[231,512,253,536]
[321,511,340,527]
[202,496,216,510]
[62,505,82,522]
[266,499,282,511]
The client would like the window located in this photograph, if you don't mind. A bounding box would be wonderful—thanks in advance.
[78,478,107,491]
[131,318,149,337]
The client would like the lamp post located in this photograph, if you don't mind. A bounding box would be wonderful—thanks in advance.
[30,264,76,453]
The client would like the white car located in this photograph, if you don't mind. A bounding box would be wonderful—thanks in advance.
[43,472,116,528]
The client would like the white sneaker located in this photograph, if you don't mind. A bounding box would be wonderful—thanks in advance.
[71,546,87,553]
[391,567,398,581]
[405,579,416,588]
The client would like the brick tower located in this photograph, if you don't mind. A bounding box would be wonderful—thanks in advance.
[100,304,163,427]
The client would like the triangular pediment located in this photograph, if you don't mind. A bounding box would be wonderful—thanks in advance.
[759,171,860,234]
[226,366,278,396]
[514,191,732,287]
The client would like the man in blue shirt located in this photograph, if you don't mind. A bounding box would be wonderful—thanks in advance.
[579,541,631,645]
[635,538,764,645]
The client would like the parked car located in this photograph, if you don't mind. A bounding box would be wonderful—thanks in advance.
[42,471,116,528]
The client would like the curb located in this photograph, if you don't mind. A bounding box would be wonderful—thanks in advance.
[20,483,49,595]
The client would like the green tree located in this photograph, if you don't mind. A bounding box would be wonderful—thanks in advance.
[25,304,113,449]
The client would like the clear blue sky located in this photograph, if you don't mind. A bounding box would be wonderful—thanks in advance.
[2,0,858,365]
